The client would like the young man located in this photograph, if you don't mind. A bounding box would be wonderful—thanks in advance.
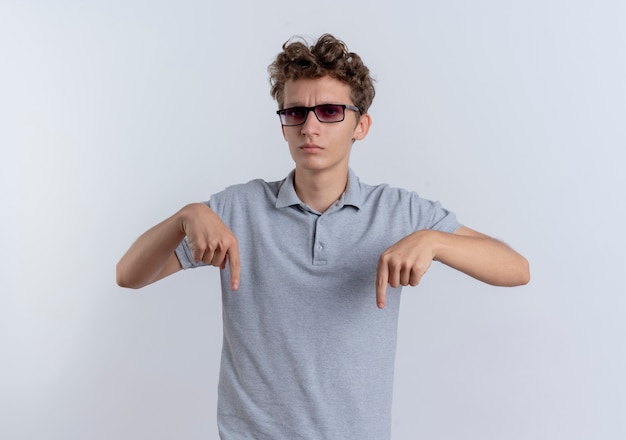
[117,34,529,440]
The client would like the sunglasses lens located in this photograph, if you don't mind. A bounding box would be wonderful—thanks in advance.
[315,105,345,122]
[280,107,307,125]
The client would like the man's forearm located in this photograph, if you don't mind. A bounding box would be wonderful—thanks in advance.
[116,211,185,289]
[434,229,530,286]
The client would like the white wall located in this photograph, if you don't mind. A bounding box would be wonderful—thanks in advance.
[1,1,624,439]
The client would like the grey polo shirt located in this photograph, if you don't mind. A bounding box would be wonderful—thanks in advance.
[176,169,461,440]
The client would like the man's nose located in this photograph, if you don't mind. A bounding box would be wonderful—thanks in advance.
[300,109,321,135]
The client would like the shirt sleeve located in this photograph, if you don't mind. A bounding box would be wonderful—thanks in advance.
[174,237,205,269]
[410,192,463,233]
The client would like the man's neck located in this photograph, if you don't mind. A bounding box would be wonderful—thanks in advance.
[293,167,348,213]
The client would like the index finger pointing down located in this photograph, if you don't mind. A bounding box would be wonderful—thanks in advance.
[376,260,388,309]
[227,246,241,291]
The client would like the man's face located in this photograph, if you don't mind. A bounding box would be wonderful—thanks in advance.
[280,76,370,176]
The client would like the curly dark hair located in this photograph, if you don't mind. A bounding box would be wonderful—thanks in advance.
[268,34,375,113]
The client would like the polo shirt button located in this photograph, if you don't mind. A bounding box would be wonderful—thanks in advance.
[317,244,323,250]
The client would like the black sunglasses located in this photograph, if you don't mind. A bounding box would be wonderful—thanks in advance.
[277,104,361,126]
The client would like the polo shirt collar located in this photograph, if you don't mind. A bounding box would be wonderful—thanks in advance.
[275,168,363,210]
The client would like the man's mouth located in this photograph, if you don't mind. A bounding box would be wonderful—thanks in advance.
[300,143,323,152]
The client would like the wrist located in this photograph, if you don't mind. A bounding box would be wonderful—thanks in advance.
[421,229,445,262]
[177,203,199,234]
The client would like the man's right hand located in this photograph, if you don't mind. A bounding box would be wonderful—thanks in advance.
[180,203,240,291]
[116,203,240,291]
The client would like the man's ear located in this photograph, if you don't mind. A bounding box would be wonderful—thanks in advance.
[353,113,372,141]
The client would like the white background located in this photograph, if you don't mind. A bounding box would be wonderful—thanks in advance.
[1,1,625,439]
